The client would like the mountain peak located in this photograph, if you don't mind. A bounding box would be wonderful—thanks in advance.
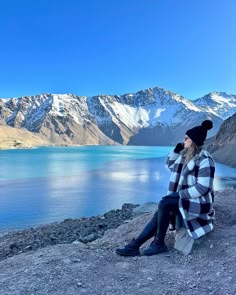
[194,92,236,120]
[0,87,234,146]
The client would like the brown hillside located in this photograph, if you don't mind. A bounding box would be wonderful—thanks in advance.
[0,125,50,149]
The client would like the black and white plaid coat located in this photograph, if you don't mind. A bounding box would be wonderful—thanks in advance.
[166,149,215,239]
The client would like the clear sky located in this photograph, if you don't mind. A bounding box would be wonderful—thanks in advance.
[0,0,235,100]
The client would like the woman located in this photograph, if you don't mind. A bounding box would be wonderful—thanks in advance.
[116,120,215,256]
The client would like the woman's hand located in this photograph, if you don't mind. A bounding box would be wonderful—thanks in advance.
[174,142,184,153]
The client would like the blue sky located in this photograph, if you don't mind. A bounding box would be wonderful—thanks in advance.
[0,0,235,100]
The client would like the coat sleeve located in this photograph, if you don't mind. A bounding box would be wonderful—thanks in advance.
[166,151,180,171]
[179,157,215,199]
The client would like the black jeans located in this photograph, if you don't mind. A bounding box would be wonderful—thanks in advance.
[135,195,180,245]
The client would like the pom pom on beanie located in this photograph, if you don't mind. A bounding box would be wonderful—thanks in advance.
[201,120,213,130]
[186,120,213,146]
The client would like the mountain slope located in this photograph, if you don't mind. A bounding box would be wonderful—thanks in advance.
[1,94,115,145]
[0,87,234,146]
[194,92,236,119]
[0,125,50,149]
[206,113,236,167]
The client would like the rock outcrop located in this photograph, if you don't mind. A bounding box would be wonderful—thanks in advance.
[207,113,236,167]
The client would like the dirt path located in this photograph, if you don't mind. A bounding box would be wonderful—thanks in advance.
[0,190,235,295]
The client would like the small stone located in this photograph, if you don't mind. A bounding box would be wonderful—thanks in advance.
[82,233,96,243]
[25,245,33,250]
[63,258,71,264]
[207,286,213,291]
[210,244,214,249]
[189,283,197,288]
[72,240,81,244]
[147,277,153,281]
[77,282,83,287]
[9,243,18,249]
[72,258,81,263]
[216,271,221,276]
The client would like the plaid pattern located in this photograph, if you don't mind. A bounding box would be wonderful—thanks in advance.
[166,149,215,239]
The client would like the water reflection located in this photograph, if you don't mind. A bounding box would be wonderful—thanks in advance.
[0,150,235,232]
[214,162,236,190]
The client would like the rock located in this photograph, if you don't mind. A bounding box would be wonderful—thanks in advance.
[62,258,71,264]
[174,227,194,255]
[133,202,158,215]
[72,240,83,245]
[80,233,97,243]
[174,227,206,255]
[9,243,18,249]
[0,203,136,261]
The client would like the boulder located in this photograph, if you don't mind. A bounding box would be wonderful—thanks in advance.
[133,202,158,216]
[174,227,206,255]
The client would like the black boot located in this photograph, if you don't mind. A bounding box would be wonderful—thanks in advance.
[142,238,167,256]
[115,238,140,256]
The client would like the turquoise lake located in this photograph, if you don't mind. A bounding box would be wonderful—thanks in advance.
[0,146,235,233]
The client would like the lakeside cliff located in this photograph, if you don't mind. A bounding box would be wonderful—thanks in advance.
[206,113,236,168]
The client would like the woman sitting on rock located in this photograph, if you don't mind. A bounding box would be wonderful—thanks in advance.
[116,120,215,256]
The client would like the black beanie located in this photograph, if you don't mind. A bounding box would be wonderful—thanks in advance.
[186,120,213,147]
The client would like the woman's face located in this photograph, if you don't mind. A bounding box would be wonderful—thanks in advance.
[184,135,193,149]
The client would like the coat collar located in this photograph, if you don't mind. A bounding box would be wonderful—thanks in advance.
[181,149,209,175]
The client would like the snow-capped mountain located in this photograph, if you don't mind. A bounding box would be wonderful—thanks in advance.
[194,92,236,119]
[0,94,115,145]
[0,87,234,146]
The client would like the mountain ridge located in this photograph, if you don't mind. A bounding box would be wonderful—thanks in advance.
[0,87,235,147]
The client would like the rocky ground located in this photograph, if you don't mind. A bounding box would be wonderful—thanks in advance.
[0,190,235,295]
[0,204,137,262]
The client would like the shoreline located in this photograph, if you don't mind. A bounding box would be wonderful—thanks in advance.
[0,203,138,262]
[0,189,236,294]
[0,183,236,236]
[0,188,235,261]
[0,185,235,236]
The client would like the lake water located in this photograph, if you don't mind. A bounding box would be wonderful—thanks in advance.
[0,146,235,233]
